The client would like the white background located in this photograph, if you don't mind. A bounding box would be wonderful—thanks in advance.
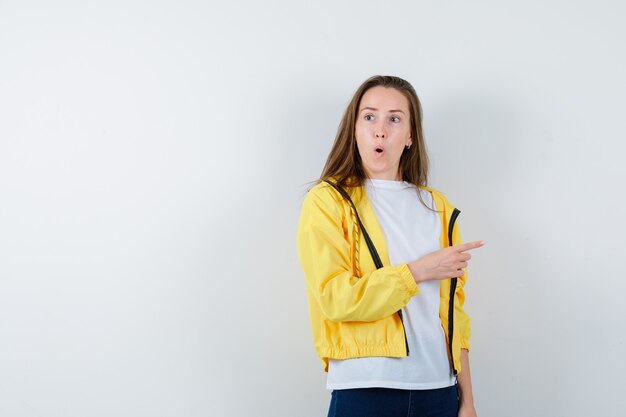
[1,1,625,416]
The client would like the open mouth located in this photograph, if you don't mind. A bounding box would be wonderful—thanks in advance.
[375,147,384,154]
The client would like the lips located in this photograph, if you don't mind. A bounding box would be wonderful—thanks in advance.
[374,145,384,155]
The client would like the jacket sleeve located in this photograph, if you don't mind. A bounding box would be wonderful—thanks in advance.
[452,218,471,351]
[297,185,419,323]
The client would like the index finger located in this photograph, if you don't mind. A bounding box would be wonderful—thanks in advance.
[452,240,485,252]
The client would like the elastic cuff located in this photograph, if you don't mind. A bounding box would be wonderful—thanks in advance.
[461,338,471,351]
[398,263,420,297]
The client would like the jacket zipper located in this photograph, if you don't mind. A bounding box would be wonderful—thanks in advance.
[447,207,461,375]
[398,309,409,355]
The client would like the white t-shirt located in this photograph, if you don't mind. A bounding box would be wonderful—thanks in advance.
[326,178,455,390]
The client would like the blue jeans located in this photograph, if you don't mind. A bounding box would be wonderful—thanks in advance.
[327,384,459,417]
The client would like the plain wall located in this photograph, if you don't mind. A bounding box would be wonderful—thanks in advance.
[1,1,625,416]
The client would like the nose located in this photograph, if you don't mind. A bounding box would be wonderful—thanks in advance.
[374,123,386,139]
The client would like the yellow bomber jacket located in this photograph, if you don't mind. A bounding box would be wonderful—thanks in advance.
[296,179,471,374]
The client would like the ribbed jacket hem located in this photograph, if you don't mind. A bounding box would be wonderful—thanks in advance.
[317,345,408,372]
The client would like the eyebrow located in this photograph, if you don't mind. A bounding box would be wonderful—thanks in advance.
[360,106,406,115]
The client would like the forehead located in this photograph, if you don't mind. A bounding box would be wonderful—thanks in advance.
[359,86,409,112]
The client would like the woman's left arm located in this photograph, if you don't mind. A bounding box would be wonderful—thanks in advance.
[457,348,477,417]
[447,201,478,416]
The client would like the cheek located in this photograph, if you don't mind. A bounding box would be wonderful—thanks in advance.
[354,127,368,149]
[354,123,367,138]
[355,140,368,158]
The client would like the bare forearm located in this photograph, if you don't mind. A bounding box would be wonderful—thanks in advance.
[457,349,477,415]
[407,241,485,284]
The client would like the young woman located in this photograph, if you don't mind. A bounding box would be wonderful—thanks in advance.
[297,75,484,417]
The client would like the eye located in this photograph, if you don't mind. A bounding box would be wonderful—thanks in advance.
[390,116,401,123]
[364,114,374,121]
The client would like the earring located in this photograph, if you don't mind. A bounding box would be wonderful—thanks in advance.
[406,144,411,149]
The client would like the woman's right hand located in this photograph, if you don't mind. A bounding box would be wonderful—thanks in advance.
[408,241,485,283]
